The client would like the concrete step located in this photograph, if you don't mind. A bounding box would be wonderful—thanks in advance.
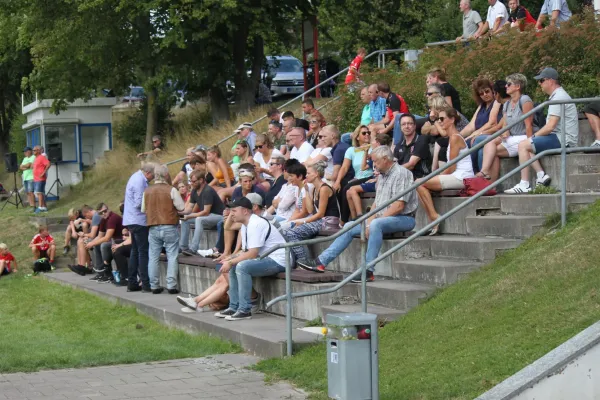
[30,216,69,226]
[387,258,483,286]
[362,280,434,310]
[498,193,600,215]
[321,304,406,324]
[567,173,600,193]
[465,215,546,238]
[44,272,320,359]
[48,223,69,234]
[418,235,521,261]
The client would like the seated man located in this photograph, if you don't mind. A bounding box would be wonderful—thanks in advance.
[180,170,226,256]
[393,114,432,179]
[282,110,309,132]
[215,197,287,321]
[264,156,286,208]
[298,146,418,282]
[63,208,88,255]
[69,204,102,275]
[0,243,17,277]
[85,203,124,282]
[29,225,56,267]
[286,127,314,163]
[505,68,578,194]
[302,98,326,125]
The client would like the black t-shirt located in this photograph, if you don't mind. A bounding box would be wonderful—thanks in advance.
[386,92,401,113]
[394,135,432,179]
[508,6,527,23]
[441,82,461,113]
[191,185,225,215]
[295,118,310,131]
[265,175,285,208]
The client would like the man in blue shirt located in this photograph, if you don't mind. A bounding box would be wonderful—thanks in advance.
[123,163,155,292]
[368,83,387,124]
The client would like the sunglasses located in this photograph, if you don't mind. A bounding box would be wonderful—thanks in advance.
[436,117,447,122]
[425,92,439,96]
[254,144,264,150]
[98,209,108,215]
[269,162,281,166]
[506,82,514,87]
[478,89,492,96]
[361,131,371,136]
[538,78,546,84]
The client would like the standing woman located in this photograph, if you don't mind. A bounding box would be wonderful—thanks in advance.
[334,124,374,226]
[416,107,474,235]
[252,134,282,189]
[283,161,340,263]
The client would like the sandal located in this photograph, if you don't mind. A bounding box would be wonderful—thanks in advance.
[476,172,491,180]
[427,225,440,236]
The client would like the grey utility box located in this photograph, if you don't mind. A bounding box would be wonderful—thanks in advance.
[326,313,379,400]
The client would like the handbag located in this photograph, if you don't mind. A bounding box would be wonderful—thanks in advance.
[321,216,341,231]
[459,177,497,197]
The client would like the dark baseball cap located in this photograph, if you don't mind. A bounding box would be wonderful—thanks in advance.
[534,67,559,81]
[227,197,253,210]
[23,146,32,152]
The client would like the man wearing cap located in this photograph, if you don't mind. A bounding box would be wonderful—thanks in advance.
[234,123,256,154]
[180,170,226,256]
[20,147,37,210]
[505,67,578,194]
[215,197,287,321]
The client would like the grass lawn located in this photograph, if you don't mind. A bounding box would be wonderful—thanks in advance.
[255,201,600,400]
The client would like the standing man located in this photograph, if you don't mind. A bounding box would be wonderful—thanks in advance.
[286,127,315,163]
[215,197,287,321]
[345,47,367,85]
[456,0,483,42]
[143,164,185,294]
[20,146,36,211]
[475,0,509,38]
[298,146,418,282]
[180,170,226,256]
[123,163,155,292]
[32,145,50,213]
[536,0,571,29]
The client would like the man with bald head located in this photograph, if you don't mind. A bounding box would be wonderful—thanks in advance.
[368,83,387,124]
[286,127,314,163]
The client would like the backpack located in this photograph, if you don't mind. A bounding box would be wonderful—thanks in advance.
[33,258,52,274]
[512,96,545,130]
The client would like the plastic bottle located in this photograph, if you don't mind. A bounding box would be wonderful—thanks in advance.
[357,327,371,339]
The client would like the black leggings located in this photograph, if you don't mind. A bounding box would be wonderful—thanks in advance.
[339,176,373,223]
[113,244,132,278]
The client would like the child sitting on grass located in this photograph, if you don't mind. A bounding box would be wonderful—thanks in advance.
[0,243,17,277]
[30,225,56,267]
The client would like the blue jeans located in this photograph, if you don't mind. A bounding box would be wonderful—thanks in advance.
[392,113,403,145]
[24,180,34,193]
[215,220,225,253]
[531,134,561,154]
[148,225,180,290]
[127,224,150,288]
[318,215,416,272]
[180,213,223,252]
[467,135,490,173]
[341,132,352,145]
[33,181,46,194]
[228,257,285,313]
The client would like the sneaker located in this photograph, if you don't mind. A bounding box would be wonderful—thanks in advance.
[177,295,198,311]
[351,271,375,283]
[97,275,114,284]
[297,258,326,273]
[181,307,203,313]
[251,292,262,314]
[90,274,103,281]
[225,311,252,321]
[33,208,41,214]
[142,286,152,293]
[63,245,70,256]
[197,249,214,257]
[39,207,48,212]
[504,184,531,194]
[93,265,106,273]
[152,287,164,294]
[591,140,600,147]
[127,285,142,292]
[181,249,196,256]
[69,264,89,276]
[214,308,236,318]
[535,174,551,187]
[168,288,179,295]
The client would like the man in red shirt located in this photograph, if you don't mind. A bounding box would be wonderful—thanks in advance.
[29,225,56,265]
[32,145,51,213]
[85,203,124,283]
[345,48,367,85]
[0,243,17,276]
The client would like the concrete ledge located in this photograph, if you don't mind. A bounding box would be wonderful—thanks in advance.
[476,320,600,400]
[44,272,321,359]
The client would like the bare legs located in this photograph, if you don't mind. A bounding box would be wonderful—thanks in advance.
[32,245,56,262]
[347,185,365,220]
[76,237,91,266]
[585,112,600,141]
[193,274,230,308]
[479,138,508,181]
[516,140,543,182]
[416,177,445,234]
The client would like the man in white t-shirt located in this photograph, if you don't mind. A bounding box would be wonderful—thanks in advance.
[475,0,508,38]
[215,197,287,321]
[287,127,314,163]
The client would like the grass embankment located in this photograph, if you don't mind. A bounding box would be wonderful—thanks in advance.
[256,201,600,400]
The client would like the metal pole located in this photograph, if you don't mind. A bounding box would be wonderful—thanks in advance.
[285,247,293,356]
[371,318,380,400]
[560,104,567,227]
[382,54,386,69]
[360,219,367,313]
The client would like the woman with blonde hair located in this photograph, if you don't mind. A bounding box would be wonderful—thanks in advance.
[63,208,88,255]
[207,145,234,189]
[307,112,326,147]
[252,133,282,187]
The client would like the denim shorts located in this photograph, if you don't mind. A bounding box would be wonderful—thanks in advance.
[531,134,561,154]
[24,180,34,193]
[33,181,46,194]
[360,181,376,192]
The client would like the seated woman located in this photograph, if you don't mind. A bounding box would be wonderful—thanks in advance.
[460,78,504,172]
[304,129,333,182]
[230,140,250,180]
[307,113,326,148]
[346,133,391,221]
[207,145,234,194]
[177,182,191,204]
[252,134,282,190]
[478,74,535,181]
[416,107,474,235]
[282,161,340,263]
[334,124,374,226]
[266,159,301,224]
[63,208,88,255]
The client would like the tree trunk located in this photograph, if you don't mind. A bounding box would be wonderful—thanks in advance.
[145,87,158,151]
[210,86,230,126]
[0,87,10,158]
[232,23,254,113]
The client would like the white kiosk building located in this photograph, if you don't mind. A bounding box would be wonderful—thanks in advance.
[22,96,117,199]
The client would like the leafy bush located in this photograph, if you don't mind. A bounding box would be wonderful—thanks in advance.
[337,13,600,124]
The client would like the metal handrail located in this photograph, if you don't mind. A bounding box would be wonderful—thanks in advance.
[165,49,408,166]
[264,96,600,356]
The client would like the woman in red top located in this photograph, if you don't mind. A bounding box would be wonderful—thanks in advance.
[0,243,17,276]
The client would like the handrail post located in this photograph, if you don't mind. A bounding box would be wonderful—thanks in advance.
[285,247,293,356]
[360,219,367,313]
[560,104,567,227]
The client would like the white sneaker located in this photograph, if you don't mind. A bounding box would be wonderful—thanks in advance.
[197,249,214,257]
[181,307,203,313]
[591,140,600,147]
[251,292,262,314]
[177,295,197,310]
[535,174,551,187]
[504,184,531,194]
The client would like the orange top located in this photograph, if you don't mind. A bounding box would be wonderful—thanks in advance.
[215,164,234,184]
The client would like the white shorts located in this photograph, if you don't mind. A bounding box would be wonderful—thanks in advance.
[438,175,465,190]
[501,135,528,157]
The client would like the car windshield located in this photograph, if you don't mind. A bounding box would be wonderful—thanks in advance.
[267,59,303,73]
[130,87,145,97]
